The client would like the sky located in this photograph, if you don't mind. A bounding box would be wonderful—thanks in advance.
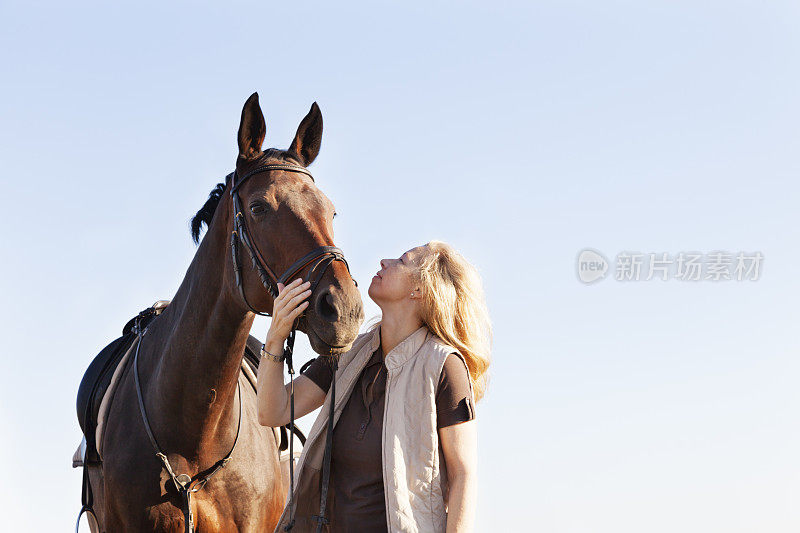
[1,1,799,531]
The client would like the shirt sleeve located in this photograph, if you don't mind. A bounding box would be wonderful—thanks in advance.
[301,356,334,394]
[435,353,475,429]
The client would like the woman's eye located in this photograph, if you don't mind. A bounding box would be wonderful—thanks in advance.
[250,203,268,215]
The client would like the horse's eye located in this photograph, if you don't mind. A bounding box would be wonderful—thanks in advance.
[250,202,268,215]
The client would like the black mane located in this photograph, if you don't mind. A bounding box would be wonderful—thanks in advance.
[191,181,227,244]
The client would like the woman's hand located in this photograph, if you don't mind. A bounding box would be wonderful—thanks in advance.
[257,277,327,427]
[266,278,312,348]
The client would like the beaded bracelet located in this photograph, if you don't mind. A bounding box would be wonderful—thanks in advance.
[260,344,285,363]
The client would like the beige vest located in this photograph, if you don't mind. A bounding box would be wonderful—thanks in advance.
[274,325,474,533]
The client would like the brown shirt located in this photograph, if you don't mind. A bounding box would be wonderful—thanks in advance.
[302,346,474,533]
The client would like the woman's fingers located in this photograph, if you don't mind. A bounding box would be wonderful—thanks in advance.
[277,281,310,309]
[276,278,303,300]
[277,289,312,326]
[267,279,309,343]
[274,279,305,310]
[277,279,308,301]
[274,279,311,325]
[285,289,312,313]
[289,301,310,319]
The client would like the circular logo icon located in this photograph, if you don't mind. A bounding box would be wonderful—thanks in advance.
[576,249,609,284]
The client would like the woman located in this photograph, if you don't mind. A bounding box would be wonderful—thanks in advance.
[257,241,491,533]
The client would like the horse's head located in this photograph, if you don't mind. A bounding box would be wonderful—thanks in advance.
[196,93,363,355]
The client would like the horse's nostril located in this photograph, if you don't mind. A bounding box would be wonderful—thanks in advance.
[317,291,339,322]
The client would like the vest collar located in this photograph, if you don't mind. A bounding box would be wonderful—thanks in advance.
[369,324,431,371]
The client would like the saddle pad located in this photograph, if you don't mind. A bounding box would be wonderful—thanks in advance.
[95,336,140,460]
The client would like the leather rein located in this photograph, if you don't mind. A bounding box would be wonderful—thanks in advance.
[131,163,350,533]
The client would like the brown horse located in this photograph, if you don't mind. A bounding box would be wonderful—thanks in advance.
[83,93,363,531]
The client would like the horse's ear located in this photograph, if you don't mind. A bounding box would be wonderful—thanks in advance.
[238,92,266,159]
[289,102,323,166]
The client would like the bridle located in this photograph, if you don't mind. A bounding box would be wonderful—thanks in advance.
[229,162,356,315]
[128,163,352,533]
[230,162,349,532]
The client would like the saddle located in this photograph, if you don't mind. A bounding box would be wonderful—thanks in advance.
[74,302,168,465]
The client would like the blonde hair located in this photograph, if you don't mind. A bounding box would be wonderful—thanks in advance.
[417,241,491,401]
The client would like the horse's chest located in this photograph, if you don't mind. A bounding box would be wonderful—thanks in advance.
[144,500,233,532]
[102,384,282,531]
[141,472,272,532]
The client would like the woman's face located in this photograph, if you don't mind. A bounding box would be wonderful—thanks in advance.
[368,245,428,305]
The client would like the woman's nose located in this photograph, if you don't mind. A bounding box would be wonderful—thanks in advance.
[379,259,387,269]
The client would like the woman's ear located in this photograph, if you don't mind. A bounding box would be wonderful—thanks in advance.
[289,102,323,166]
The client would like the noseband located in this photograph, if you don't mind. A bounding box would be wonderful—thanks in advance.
[229,163,356,316]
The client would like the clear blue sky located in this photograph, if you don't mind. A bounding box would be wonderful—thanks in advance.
[1,2,799,531]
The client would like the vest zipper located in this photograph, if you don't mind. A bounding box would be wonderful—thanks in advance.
[382,367,392,533]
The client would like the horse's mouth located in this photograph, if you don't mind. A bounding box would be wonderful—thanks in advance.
[298,317,354,357]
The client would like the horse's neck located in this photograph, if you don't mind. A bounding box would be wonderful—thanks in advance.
[140,200,255,453]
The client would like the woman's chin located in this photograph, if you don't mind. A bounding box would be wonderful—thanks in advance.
[367,282,381,302]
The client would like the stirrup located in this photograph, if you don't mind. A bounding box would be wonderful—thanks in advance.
[75,505,98,533]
